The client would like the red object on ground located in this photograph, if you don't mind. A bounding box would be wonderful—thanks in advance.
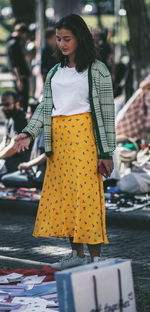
[0,266,56,282]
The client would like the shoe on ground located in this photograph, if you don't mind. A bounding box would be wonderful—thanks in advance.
[93,256,101,263]
[93,256,116,263]
[50,250,88,270]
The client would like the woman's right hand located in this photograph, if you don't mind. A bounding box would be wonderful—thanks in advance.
[14,133,31,152]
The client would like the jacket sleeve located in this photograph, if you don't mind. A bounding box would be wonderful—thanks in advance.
[22,96,44,140]
[98,64,116,159]
[22,65,57,139]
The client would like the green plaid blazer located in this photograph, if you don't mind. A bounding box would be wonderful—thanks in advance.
[22,59,116,159]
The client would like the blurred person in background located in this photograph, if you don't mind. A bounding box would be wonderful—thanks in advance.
[92,28,113,73]
[1,102,46,188]
[0,95,35,176]
[41,27,58,82]
[1,139,46,189]
[7,24,31,112]
[0,90,27,151]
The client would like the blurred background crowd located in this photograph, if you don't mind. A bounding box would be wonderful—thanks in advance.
[0,0,150,193]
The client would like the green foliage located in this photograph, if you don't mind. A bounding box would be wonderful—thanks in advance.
[0,24,9,41]
[46,0,54,7]
[82,14,129,44]
[0,18,12,32]
[0,86,12,97]
[145,0,150,18]
[0,0,10,8]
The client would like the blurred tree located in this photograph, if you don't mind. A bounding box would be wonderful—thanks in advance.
[54,0,82,19]
[0,0,10,7]
[124,0,150,86]
[10,0,36,23]
[93,0,103,28]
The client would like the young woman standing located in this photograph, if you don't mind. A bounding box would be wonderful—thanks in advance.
[15,14,116,270]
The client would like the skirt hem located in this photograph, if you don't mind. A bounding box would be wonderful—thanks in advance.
[32,233,109,245]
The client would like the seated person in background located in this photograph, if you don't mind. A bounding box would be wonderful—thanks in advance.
[1,131,46,189]
[2,152,46,189]
[0,91,30,175]
[0,91,30,176]
[0,90,27,149]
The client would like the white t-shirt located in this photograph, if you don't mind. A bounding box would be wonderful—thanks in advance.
[51,65,91,116]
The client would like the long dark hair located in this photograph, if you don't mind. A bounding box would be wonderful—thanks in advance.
[55,14,96,72]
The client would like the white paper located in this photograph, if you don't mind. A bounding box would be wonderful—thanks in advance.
[27,308,59,312]
[12,297,48,311]
[0,273,23,283]
[12,309,59,312]
[0,290,10,300]
[0,285,26,297]
[11,305,28,312]
[7,273,23,282]
[21,275,46,285]
[41,293,58,300]
[16,308,59,312]
[0,276,9,284]
[0,290,9,295]
[0,302,22,311]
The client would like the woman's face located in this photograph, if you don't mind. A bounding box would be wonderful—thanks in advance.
[56,28,78,58]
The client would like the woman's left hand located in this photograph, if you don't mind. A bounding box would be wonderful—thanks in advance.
[14,133,31,152]
[98,159,114,178]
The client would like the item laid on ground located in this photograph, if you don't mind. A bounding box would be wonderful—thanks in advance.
[0,302,22,311]
[0,159,7,177]
[105,186,121,193]
[0,160,6,171]
[24,281,57,297]
[6,273,23,283]
[0,276,9,284]
[0,186,41,202]
[20,275,46,285]
[41,293,58,300]
[118,164,150,194]
[7,306,27,312]
[0,267,56,283]
[105,192,150,212]
[0,281,58,311]
[0,267,58,311]
[12,296,59,311]
[11,307,59,312]
[0,290,10,300]
[12,297,49,310]
[0,285,26,297]
[56,259,136,312]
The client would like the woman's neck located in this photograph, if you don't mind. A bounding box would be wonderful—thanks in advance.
[67,54,76,68]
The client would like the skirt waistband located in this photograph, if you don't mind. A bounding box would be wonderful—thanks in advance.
[52,112,92,120]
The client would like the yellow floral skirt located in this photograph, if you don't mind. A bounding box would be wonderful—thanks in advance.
[33,112,109,244]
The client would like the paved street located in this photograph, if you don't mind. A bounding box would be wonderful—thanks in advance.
[0,210,149,291]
